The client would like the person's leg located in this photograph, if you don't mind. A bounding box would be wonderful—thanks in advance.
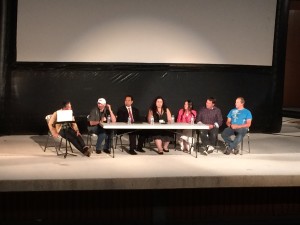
[221,127,234,147]
[88,126,104,152]
[231,128,248,153]
[59,128,89,155]
[208,127,219,146]
[154,139,163,154]
[103,130,111,152]
[163,141,170,152]
[200,130,209,147]
[129,133,137,150]
[136,132,146,152]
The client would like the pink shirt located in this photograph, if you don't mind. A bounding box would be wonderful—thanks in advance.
[177,109,197,123]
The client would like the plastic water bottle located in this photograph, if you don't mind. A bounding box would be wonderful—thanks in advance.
[128,116,131,124]
[150,116,154,125]
[190,116,194,125]
[171,115,175,124]
[107,115,111,124]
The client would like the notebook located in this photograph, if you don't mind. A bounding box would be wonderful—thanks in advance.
[56,110,73,122]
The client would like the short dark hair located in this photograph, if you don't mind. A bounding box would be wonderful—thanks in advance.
[125,95,133,101]
[207,97,216,105]
[62,100,71,108]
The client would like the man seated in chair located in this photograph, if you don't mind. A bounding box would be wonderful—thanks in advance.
[116,95,146,155]
[48,100,91,157]
[196,97,223,155]
[88,98,116,154]
[221,97,252,155]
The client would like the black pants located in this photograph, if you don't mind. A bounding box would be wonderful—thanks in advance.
[199,127,219,147]
[59,127,86,153]
[117,130,146,150]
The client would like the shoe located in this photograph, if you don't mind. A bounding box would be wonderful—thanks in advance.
[179,140,184,151]
[207,145,215,152]
[163,148,169,152]
[103,149,110,154]
[202,150,208,156]
[129,149,137,155]
[223,149,230,155]
[158,151,164,155]
[136,148,146,153]
[83,148,91,157]
[96,149,102,154]
[233,149,239,155]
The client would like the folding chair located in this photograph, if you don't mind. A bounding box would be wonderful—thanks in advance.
[86,115,98,152]
[240,128,250,155]
[44,114,73,155]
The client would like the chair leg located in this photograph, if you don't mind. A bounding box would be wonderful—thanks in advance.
[248,134,250,153]
[44,135,50,152]
[114,135,123,151]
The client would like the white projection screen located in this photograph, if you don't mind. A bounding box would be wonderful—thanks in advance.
[17,0,277,65]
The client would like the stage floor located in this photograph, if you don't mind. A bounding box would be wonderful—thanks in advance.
[1,117,300,192]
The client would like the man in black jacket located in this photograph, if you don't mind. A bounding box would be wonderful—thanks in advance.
[116,95,145,155]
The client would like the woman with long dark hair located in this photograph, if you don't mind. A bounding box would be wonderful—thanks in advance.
[176,100,197,152]
[147,96,173,154]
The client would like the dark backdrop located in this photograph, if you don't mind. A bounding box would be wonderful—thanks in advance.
[0,0,289,135]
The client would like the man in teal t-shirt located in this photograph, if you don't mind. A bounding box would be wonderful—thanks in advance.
[221,97,252,155]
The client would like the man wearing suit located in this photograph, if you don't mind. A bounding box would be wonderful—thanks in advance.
[116,95,146,155]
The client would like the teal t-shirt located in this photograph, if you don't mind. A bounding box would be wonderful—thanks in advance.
[227,108,252,125]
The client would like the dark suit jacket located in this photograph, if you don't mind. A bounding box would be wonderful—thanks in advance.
[116,105,141,123]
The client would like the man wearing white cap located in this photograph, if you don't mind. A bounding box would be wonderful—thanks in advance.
[88,98,116,154]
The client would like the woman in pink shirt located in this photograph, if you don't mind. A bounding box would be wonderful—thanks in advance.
[177,100,197,152]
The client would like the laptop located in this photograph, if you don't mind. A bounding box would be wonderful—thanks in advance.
[56,110,73,122]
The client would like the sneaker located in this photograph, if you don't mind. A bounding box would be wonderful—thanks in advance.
[203,150,208,155]
[207,145,215,152]
[233,149,239,155]
[223,146,231,155]
[83,148,92,157]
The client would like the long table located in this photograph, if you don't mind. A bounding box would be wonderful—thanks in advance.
[101,122,209,158]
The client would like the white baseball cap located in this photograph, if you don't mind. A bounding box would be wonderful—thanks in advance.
[97,98,106,105]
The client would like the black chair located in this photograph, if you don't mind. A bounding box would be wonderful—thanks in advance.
[86,115,98,152]
[240,128,250,155]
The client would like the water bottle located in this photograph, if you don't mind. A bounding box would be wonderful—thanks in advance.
[107,115,111,124]
[128,116,131,124]
[150,116,154,125]
[171,115,175,124]
[190,116,194,125]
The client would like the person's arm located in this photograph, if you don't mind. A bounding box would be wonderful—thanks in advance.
[226,117,232,127]
[196,108,202,123]
[231,119,252,129]
[147,109,153,123]
[116,108,122,122]
[70,117,81,136]
[107,104,116,123]
[166,108,172,123]
[177,109,183,122]
[48,112,59,138]
[216,108,223,127]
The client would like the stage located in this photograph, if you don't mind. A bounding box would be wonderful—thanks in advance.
[1,117,300,192]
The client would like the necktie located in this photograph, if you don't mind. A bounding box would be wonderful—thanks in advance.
[128,108,134,122]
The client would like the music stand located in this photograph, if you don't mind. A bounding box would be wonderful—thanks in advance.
[55,121,77,158]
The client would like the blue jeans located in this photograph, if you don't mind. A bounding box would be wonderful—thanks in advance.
[88,125,110,150]
[221,127,247,150]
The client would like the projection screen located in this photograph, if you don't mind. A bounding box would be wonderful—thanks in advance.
[17,0,277,65]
